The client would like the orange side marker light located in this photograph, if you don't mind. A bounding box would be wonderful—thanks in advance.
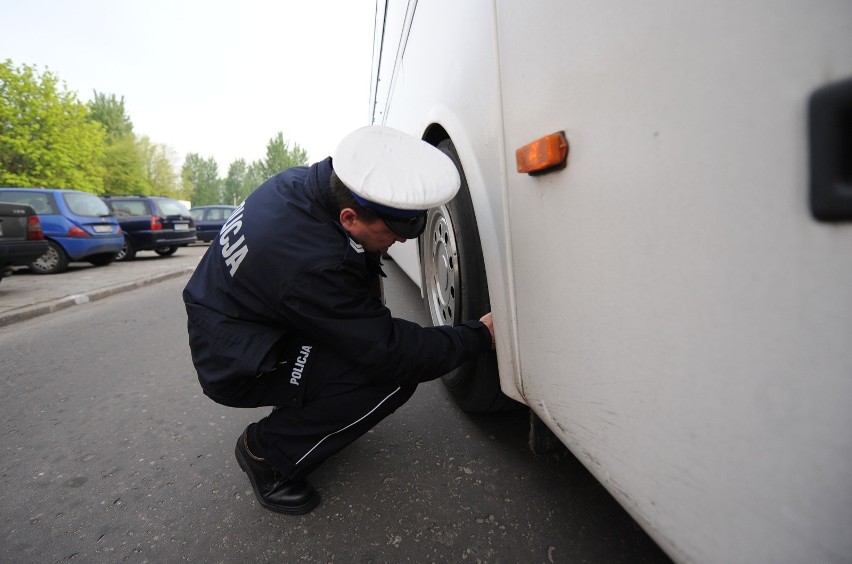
[515,131,569,175]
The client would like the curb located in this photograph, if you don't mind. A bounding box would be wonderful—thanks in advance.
[0,266,196,328]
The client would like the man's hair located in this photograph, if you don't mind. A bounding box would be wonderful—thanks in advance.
[330,170,378,221]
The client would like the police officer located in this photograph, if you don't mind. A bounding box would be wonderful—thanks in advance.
[183,126,495,515]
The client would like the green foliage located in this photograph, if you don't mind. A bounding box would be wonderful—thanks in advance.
[219,132,308,205]
[138,136,183,199]
[0,59,106,192]
[182,153,221,206]
[223,158,248,205]
[88,90,152,195]
[223,158,267,205]
[88,91,133,139]
[245,161,267,193]
[100,134,147,195]
[1,59,310,203]
[260,132,308,178]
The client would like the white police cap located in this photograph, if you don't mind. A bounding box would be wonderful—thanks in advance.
[332,125,461,212]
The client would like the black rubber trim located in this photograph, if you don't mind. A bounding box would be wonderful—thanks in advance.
[809,77,852,222]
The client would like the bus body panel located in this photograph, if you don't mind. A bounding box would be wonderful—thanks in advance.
[374,1,852,561]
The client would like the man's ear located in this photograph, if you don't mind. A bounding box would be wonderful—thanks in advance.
[339,207,358,231]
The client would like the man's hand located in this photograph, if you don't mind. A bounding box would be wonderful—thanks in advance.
[479,312,495,350]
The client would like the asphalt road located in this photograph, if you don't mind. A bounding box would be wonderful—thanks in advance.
[0,249,671,563]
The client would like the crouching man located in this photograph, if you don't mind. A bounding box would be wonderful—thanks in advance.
[183,126,495,514]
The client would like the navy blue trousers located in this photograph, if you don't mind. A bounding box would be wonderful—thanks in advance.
[209,338,418,481]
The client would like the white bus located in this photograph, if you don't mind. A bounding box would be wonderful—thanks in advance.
[370,1,852,562]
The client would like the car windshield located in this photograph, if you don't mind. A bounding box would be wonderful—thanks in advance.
[190,209,204,221]
[64,193,111,217]
[159,200,189,216]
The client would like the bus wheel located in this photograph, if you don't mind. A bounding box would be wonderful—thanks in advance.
[420,139,517,413]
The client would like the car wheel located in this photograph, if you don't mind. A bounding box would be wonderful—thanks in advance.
[87,252,117,267]
[421,139,518,413]
[154,246,178,256]
[115,236,136,261]
[28,240,70,274]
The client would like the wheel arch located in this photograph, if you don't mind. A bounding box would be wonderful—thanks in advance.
[422,123,450,148]
[418,123,451,268]
[417,120,527,407]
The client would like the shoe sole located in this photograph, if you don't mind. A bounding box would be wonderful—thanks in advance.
[234,439,321,515]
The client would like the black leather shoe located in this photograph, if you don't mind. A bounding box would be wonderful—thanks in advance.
[234,427,320,515]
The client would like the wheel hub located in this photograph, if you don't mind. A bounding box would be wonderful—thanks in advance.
[424,206,458,326]
[436,239,451,303]
[33,246,58,271]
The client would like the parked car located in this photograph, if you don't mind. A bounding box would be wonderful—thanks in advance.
[101,196,196,261]
[0,202,49,283]
[189,205,236,242]
[0,188,124,274]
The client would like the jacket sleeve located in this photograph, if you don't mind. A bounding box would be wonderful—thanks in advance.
[277,259,492,383]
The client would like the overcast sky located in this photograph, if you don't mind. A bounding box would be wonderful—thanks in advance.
[1,0,376,173]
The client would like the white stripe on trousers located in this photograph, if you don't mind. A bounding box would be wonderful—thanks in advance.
[294,386,402,466]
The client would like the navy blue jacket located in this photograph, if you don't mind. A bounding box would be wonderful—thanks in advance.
[183,157,491,397]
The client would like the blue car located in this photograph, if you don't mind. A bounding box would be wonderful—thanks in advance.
[0,188,124,274]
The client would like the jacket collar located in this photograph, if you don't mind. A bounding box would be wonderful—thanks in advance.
[307,157,338,221]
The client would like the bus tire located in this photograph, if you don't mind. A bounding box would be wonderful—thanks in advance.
[421,139,518,413]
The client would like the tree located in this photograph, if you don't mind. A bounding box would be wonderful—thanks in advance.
[224,157,269,205]
[87,90,150,195]
[0,59,106,192]
[223,158,248,205]
[88,91,133,138]
[139,136,183,199]
[220,133,307,204]
[100,134,148,195]
[244,161,266,193]
[182,153,221,206]
[259,132,308,179]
